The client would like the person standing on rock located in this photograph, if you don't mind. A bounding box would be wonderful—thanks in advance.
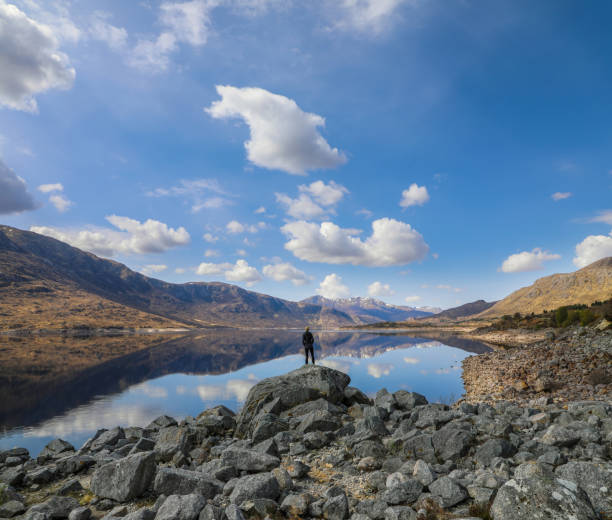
[302,326,315,365]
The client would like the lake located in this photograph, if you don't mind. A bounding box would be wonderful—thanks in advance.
[0,329,491,455]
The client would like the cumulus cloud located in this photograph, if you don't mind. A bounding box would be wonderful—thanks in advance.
[400,183,429,208]
[196,377,257,402]
[403,357,420,364]
[141,264,168,276]
[573,231,612,268]
[317,273,350,299]
[0,1,75,112]
[0,158,39,214]
[551,191,572,201]
[225,259,262,285]
[333,0,409,34]
[203,233,219,243]
[276,180,348,220]
[206,86,346,175]
[254,206,266,214]
[263,262,311,286]
[436,284,462,293]
[226,220,265,234]
[281,218,429,266]
[49,193,73,212]
[196,259,262,285]
[500,248,561,273]
[31,215,190,257]
[368,281,395,298]
[196,261,232,275]
[404,295,420,303]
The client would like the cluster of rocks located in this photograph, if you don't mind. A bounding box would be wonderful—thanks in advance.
[463,328,611,404]
[1,365,611,520]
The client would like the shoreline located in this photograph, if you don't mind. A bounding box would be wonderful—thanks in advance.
[0,365,610,520]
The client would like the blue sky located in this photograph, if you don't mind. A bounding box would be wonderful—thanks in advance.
[1,0,611,309]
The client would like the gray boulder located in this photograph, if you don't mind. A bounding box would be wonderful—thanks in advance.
[323,492,349,520]
[153,468,222,498]
[235,365,350,438]
[26,496,80,519]
[296,410,342,433]
[91,427,125,451]
[67,507,91,520]
[428,476,468,508]
[91,451,156,502]
[555,461,612,515]
[155,427,198,462]
[384,506,417,520]
[198,504,225,520]
[393,391,427,411]
[474,439,515,467]
[401,435,436,464]
[541,425,581,447]
[0,500,26,518]
[251,414,288,444]
[412,460,436,487]
[39,439,74,460]
[155,494,206,520]
[229,473,280,505]
[432,427,473,462]
[224,504,244,520]
[490,476,598,519]
[221,448,279,472]
[381,479,423,505]
[147,416,178,430]
[281,494,311,516]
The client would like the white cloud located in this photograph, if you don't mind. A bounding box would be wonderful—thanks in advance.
[334,0,409,34]
[367,362,394,378]
[196,261,232,275]
[141,264,168,276]
[129,382,168,398]
[403,357,420,364]
[0,1,75,112]
[589,210,612,226]
[49,193,73,212]
[404,295,420,304]
[89,11,128,50]
[129,32,177,71]
[276,180,348,220]
[263,262,311,286]
[573,231,612,268]
[281,218,429,266]
[224,259,262,285]
[236,249,247,256]
[37,183,63,193]
[206,85,346,175]
[368,281,395,297]
[205,249,219,257]
[31,215,190,257]
[317,273,350,299]
[0,158,38,214]
[203,233,219,243]
[400,183,429,208]
[175,267,187,274]
[254,206,266,214]
[226,220,262,234]
[500,248,561,273]
[551,191,572,201]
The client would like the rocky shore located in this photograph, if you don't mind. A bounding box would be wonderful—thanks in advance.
[462,328,612,405]
[1,365,611,520]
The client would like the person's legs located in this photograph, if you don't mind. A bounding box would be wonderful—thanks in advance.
[310,345,315,364]
[304,347,309,364]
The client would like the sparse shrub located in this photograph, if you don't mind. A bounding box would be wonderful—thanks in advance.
[513,312,521,320]
[555,307,568,327]
[579,309,596,326]
[469,501,493,520]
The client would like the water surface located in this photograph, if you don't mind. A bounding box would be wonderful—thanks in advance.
[0,330,491,455]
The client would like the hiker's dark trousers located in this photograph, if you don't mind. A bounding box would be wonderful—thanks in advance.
[304,345,315,364]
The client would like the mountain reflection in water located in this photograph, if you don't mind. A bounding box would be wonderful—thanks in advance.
[0,329,491,454]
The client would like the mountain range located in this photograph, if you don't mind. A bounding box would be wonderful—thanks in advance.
[0,225,353,330]
[301,295,439,324]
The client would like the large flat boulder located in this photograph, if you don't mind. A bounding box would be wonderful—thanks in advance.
[235,365,350,438]
[90,451,156,502]
[490,476,598,520]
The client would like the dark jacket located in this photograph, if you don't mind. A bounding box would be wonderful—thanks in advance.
[302,331,314,347]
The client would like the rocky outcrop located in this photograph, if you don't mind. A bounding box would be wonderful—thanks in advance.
[2,365,611,520]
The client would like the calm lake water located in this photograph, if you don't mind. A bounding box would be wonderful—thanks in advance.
[0,330,491,455]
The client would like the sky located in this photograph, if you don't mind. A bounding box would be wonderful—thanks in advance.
[1,0,611,309]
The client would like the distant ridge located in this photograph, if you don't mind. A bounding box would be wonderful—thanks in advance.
[0,225,354,330]
[434,299,497,320]
[301,295,435,324]
[479,257,612,317]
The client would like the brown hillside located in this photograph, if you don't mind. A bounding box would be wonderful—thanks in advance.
[479,257,612,317]
[0,225,354,330]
